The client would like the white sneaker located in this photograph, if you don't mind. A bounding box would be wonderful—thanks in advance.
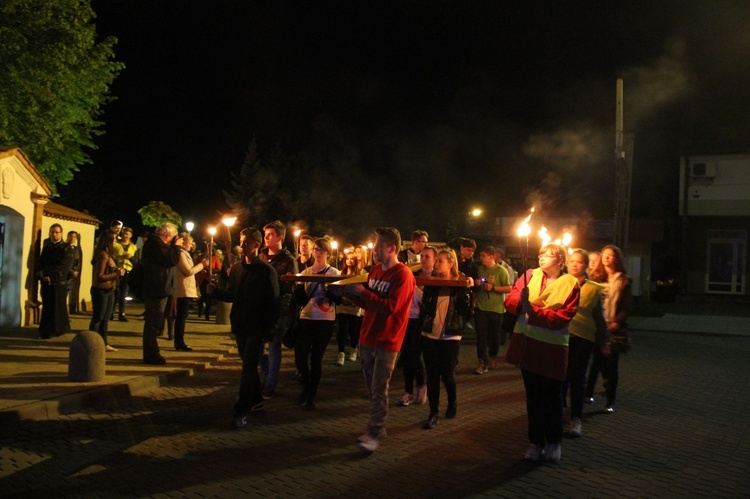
[545,443,561,463]
[358,434,380,452]
[524,444,544,461]
[336,352,345,366]
[398,393,414,406]
[568,418,582,438]
[349,350,358,362]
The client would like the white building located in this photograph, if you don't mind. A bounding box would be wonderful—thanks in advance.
[679,154,749,295]
[0,147,100,327]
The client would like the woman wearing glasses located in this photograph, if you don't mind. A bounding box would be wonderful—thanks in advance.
[505,243,580,464]
[293,237,340,410]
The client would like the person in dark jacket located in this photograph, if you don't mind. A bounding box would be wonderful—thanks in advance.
[37,224,76,338]
[66,231,83,315]
[258,220,298,400]
[140,223,183,365]
[420,248,473,429]
[210,227,279,429]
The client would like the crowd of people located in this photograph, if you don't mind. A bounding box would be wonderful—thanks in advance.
[34,219,631,460]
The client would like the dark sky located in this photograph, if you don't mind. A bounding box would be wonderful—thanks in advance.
[58,1,750,241]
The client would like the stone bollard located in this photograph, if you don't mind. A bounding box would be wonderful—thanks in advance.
[215,301,232,325]
[68,331,105,382]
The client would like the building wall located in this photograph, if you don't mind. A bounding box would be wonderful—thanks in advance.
[0,153,48,327]
[679,154,750,295]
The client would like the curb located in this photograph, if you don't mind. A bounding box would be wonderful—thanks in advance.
[0,353,229,426]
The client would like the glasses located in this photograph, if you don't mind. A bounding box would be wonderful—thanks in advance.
[312,247,327,253]
[538,253,557,259]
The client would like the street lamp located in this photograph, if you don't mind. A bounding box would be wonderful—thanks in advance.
[471,208,483,217]
[221,216,237,269]
[185,221,194,234]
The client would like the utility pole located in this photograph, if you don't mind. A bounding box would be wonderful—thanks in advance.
[613,79,634,251]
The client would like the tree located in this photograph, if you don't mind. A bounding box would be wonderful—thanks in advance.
[0,0,123,191]
[138,201,182,228]
[224,139,298,225]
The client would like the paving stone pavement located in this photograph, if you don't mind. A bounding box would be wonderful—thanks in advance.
[1,327,749,498]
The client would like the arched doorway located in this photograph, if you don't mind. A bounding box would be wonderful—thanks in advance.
[0,206,25,327]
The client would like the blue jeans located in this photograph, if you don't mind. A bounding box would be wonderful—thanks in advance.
[360,345,399,437]
[260,312,291,390]
[89,287,115,346]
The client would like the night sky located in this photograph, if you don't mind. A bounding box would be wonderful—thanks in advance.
[57,1,750,242]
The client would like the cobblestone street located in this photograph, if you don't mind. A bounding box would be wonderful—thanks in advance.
[2,330,750,498]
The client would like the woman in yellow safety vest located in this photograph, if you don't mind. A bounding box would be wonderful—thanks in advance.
[505,243,580,464]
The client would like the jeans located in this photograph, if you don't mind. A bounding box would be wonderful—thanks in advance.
[260,311,291,390]
[563,335,594,419]
[474,309,503,364]
[360,344,399,437]
[235,333,264,417]
[142,296,167,361]
[421,337,459,415]
[521,368,563,446]
[400,317,425,394]
[89,287,115,346]
[294,319,335,402]
[174,297,191,347]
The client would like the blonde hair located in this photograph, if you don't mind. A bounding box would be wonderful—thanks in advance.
[436,248,460,278]
[539,243,567,272]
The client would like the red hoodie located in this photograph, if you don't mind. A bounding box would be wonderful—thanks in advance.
[353,263,415,352]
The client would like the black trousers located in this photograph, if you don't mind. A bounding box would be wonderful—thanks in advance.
[521,368,563,446]
[294,320,335,402]
[422,337,459,415]
[235,333,264,417]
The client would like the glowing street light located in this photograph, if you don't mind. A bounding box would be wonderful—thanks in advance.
[471,208,483,217]
[185,221,194,234]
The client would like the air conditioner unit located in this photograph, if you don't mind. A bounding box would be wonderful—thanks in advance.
[691,162,717,178]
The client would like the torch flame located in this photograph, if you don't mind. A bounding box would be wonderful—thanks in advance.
[562,232,573,247]
[538,226,551,247]
[516,206,535,238]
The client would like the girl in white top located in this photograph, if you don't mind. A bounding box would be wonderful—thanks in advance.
[294,238,340,410]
